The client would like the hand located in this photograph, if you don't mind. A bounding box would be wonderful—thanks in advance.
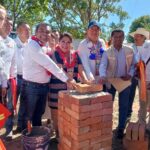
[66,79,76,89]
[99,77,107,84]
[121,75,131,81]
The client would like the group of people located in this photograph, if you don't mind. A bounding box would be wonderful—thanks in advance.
[0,4,150,142]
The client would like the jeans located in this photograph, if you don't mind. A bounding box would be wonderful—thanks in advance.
[21,80,48,127]
[16,74,24,128]
[5,80,14,134]
[127,77,138,117]
[107,85,131,129]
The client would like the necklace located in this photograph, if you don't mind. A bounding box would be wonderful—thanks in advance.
[56,46,77,69]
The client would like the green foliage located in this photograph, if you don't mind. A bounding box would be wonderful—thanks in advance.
[48,0,128,39]
[127,15,150,43]
[0,0,48,31]
[1,0,128,39]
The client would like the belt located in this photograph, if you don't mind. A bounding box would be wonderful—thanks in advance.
[23,79,48,87]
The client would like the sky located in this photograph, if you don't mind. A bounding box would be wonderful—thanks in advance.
[106,0,150,34]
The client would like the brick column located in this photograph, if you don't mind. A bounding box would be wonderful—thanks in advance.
[58,90,113,150]
[123,122,148,150]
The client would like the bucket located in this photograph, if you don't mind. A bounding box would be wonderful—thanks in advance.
[22,126,50,150]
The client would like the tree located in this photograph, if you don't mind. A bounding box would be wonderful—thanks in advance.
[0,0,49,30]
[127,15,150,43]
[48,0,128,39]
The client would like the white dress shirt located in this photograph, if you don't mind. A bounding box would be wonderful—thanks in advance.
[23,39,68,83]
[78,38,106,80]
[14,36,29,75]
[137,42,150,81]
[0,36,16,80]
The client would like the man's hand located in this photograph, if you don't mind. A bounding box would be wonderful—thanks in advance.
[121,75,131,81]
[66,78,77,89]
[99,76,107,84]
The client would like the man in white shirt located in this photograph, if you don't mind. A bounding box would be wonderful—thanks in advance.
[0,4,7,103]
[13,22,30,134]
[130,28,150,131]
[78,20,106,83]
[127,28,150,121]
[21,23,74,129]
[0,17,16,139]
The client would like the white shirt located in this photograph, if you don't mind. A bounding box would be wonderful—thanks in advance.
[137,42,150,81]
[0,36,16,80]
[14,36,29,75]
[23,39,68,83]
[78,38,106,80]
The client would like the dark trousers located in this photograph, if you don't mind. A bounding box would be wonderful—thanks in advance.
[20,80,48,127]
[107,85,131,129]
[127,77,138,117]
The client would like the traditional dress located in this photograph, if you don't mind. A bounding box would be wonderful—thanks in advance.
[49,46,82,109]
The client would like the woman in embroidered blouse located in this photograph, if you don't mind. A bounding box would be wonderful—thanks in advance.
[49,32,88,137]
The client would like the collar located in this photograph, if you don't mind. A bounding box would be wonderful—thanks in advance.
[31,36,44,47]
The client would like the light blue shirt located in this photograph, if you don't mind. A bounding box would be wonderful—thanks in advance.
[99,46,135,77]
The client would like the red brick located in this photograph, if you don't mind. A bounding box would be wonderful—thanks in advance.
[101,128,112,136]
[90,123,102,131]
[90,109,102,117]
[139,124,145,141]
[71,126,90,135]
[101,139,112,148]
[102,101,113,109]
[61,111,71,122]
[71,130,101,141]
[123,138,148,150]
[126,122,134,140]
[102,108,113,115]
[62,136,72,148]
[91,93,112,104]
[132,123,139,141]
[102,115,112,122]
[72,140,90,149]
[90,135,112,145]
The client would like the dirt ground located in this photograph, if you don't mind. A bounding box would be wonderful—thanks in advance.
[0,89,146,150]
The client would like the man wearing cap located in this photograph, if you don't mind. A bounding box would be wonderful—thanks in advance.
[130,28,150,130]
[78,20,106,83]
[99,29,134,139]
[127,28,150,122]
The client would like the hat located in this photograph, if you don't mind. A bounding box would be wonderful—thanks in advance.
[88,20,100,29]
[129,28,149,39]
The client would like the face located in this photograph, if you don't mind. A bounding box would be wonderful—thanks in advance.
[59,36,72,52]
[53,31,59,43]
[87,25,100,43]
[17,24,30,41]
[134,34,145,46]
[111,32,124,48]
[36,24,51,45]
[3,19,13,36]
[48,35,56,49]
[0,9,6,28]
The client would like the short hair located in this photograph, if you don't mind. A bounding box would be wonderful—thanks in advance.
[111,29,124,37]
[35,23,51,33]
[17,22,29,29]
[59,32,73,43]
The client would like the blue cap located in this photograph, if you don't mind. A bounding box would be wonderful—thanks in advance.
[88,20,100,29]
